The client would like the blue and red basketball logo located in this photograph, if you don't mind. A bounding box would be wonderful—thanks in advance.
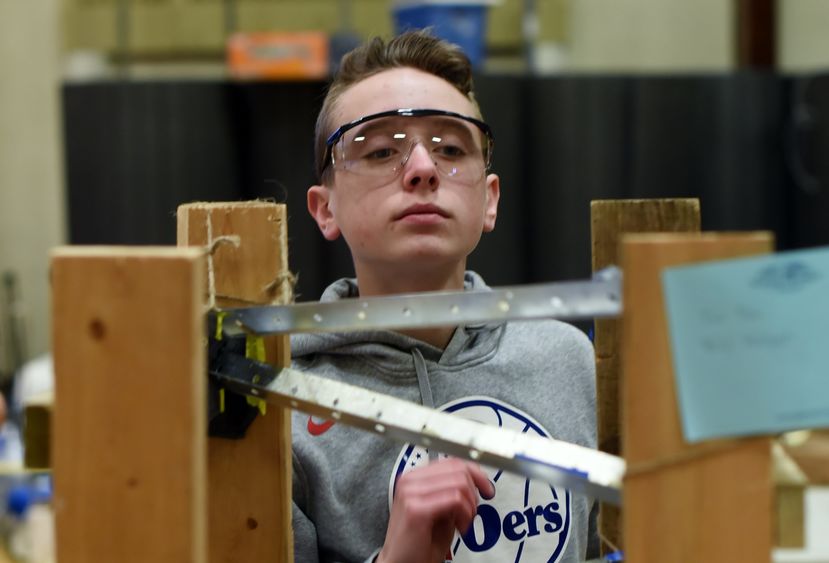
[389,397,571,562]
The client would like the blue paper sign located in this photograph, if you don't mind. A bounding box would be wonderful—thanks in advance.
[662,246,829,442]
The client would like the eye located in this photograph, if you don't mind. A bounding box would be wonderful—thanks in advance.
[434,144,466,159]
[365,147,397,160]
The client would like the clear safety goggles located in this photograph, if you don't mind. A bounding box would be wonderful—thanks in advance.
[323,108,494,183]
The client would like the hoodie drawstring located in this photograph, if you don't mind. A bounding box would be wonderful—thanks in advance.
[411,348,439,462]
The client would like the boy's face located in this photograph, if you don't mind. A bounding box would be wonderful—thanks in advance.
[307,67,499,279]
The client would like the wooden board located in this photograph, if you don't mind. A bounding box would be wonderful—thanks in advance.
[177,201,293,563]
[51,247,207,563]
[590,198,700,551]
[621,232,774,563]
[625,438,773,562]
[591,199,700,359]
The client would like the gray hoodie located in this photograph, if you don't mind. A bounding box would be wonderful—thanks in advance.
[291,272,598,563]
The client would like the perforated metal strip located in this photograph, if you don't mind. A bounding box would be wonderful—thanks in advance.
[219,269,622,336]
[213,360,625,505]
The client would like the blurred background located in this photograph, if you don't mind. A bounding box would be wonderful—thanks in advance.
[2,0,829,385]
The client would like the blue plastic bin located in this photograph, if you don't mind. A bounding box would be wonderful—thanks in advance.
[393,2,489,67]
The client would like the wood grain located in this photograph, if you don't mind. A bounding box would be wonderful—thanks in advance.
[52,246,207,563]
[621,232,774,563]
[177,201,293,563]
[590,198,700,551]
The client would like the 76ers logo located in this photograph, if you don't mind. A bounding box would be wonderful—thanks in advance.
[390,397,571,562]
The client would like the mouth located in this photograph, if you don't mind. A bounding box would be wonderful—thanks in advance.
[395,203,450,220]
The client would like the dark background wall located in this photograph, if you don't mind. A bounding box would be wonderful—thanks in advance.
[63,73,829,301]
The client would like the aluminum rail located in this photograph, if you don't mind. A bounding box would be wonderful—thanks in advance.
[218,268,622,337]
[212,354,625,505]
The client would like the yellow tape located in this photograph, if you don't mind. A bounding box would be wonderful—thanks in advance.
[245,335,268,416]
[215,311,227,340]
[245,335,265,361]
[215,312,228,414]
[247,394,267,416]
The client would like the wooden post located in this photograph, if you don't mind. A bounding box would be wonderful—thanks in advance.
[177,202,293,563]
[52,247,207,563]
[621,232,774,563]
[590,198,700,551]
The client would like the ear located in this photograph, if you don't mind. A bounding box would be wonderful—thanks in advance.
[307,185,342,241]
[482,173,500,233]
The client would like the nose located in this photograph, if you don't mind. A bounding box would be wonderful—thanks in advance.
[401,142,439,190]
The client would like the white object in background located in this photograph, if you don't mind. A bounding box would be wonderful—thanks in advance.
[533,42,569,74]
[12,355,53,418]
[27,503,55,563]
[63,50,114,82]
[8,503,55,563]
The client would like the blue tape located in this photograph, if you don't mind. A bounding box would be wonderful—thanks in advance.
[515,454,589,480]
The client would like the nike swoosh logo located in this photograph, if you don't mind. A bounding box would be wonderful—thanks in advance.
[307,416,335,436]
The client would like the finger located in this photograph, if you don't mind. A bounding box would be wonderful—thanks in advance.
[407,477,478,517]
[422,489,478,533]
[398,461,478,498]
[420,459,494,500]
[399,487,476,533]
[394,459,487,529]
[466,463,495,500]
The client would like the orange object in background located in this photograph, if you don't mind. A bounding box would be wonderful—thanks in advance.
[227,32,329,80]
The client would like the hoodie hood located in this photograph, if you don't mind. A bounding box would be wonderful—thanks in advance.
[290,271,504,370]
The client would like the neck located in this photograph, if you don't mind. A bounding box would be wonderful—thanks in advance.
[397,326,456,349]
[353,261,467,349]
[354,261,467,296]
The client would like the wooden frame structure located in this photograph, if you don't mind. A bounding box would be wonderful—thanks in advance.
[52,202,293,563]
[590,198,701,551]
[49,199,802,562]
[52,246,208,562]
[621,232,774,563]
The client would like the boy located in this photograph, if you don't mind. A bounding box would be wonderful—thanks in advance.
[291,30,597,563]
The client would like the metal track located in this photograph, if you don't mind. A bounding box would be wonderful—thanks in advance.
[218,269,622,336]
[213,354,625,505]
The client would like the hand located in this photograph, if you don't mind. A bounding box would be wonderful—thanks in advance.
[377,458,495,563]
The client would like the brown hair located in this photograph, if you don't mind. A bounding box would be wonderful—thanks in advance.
[314,29,481,183]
